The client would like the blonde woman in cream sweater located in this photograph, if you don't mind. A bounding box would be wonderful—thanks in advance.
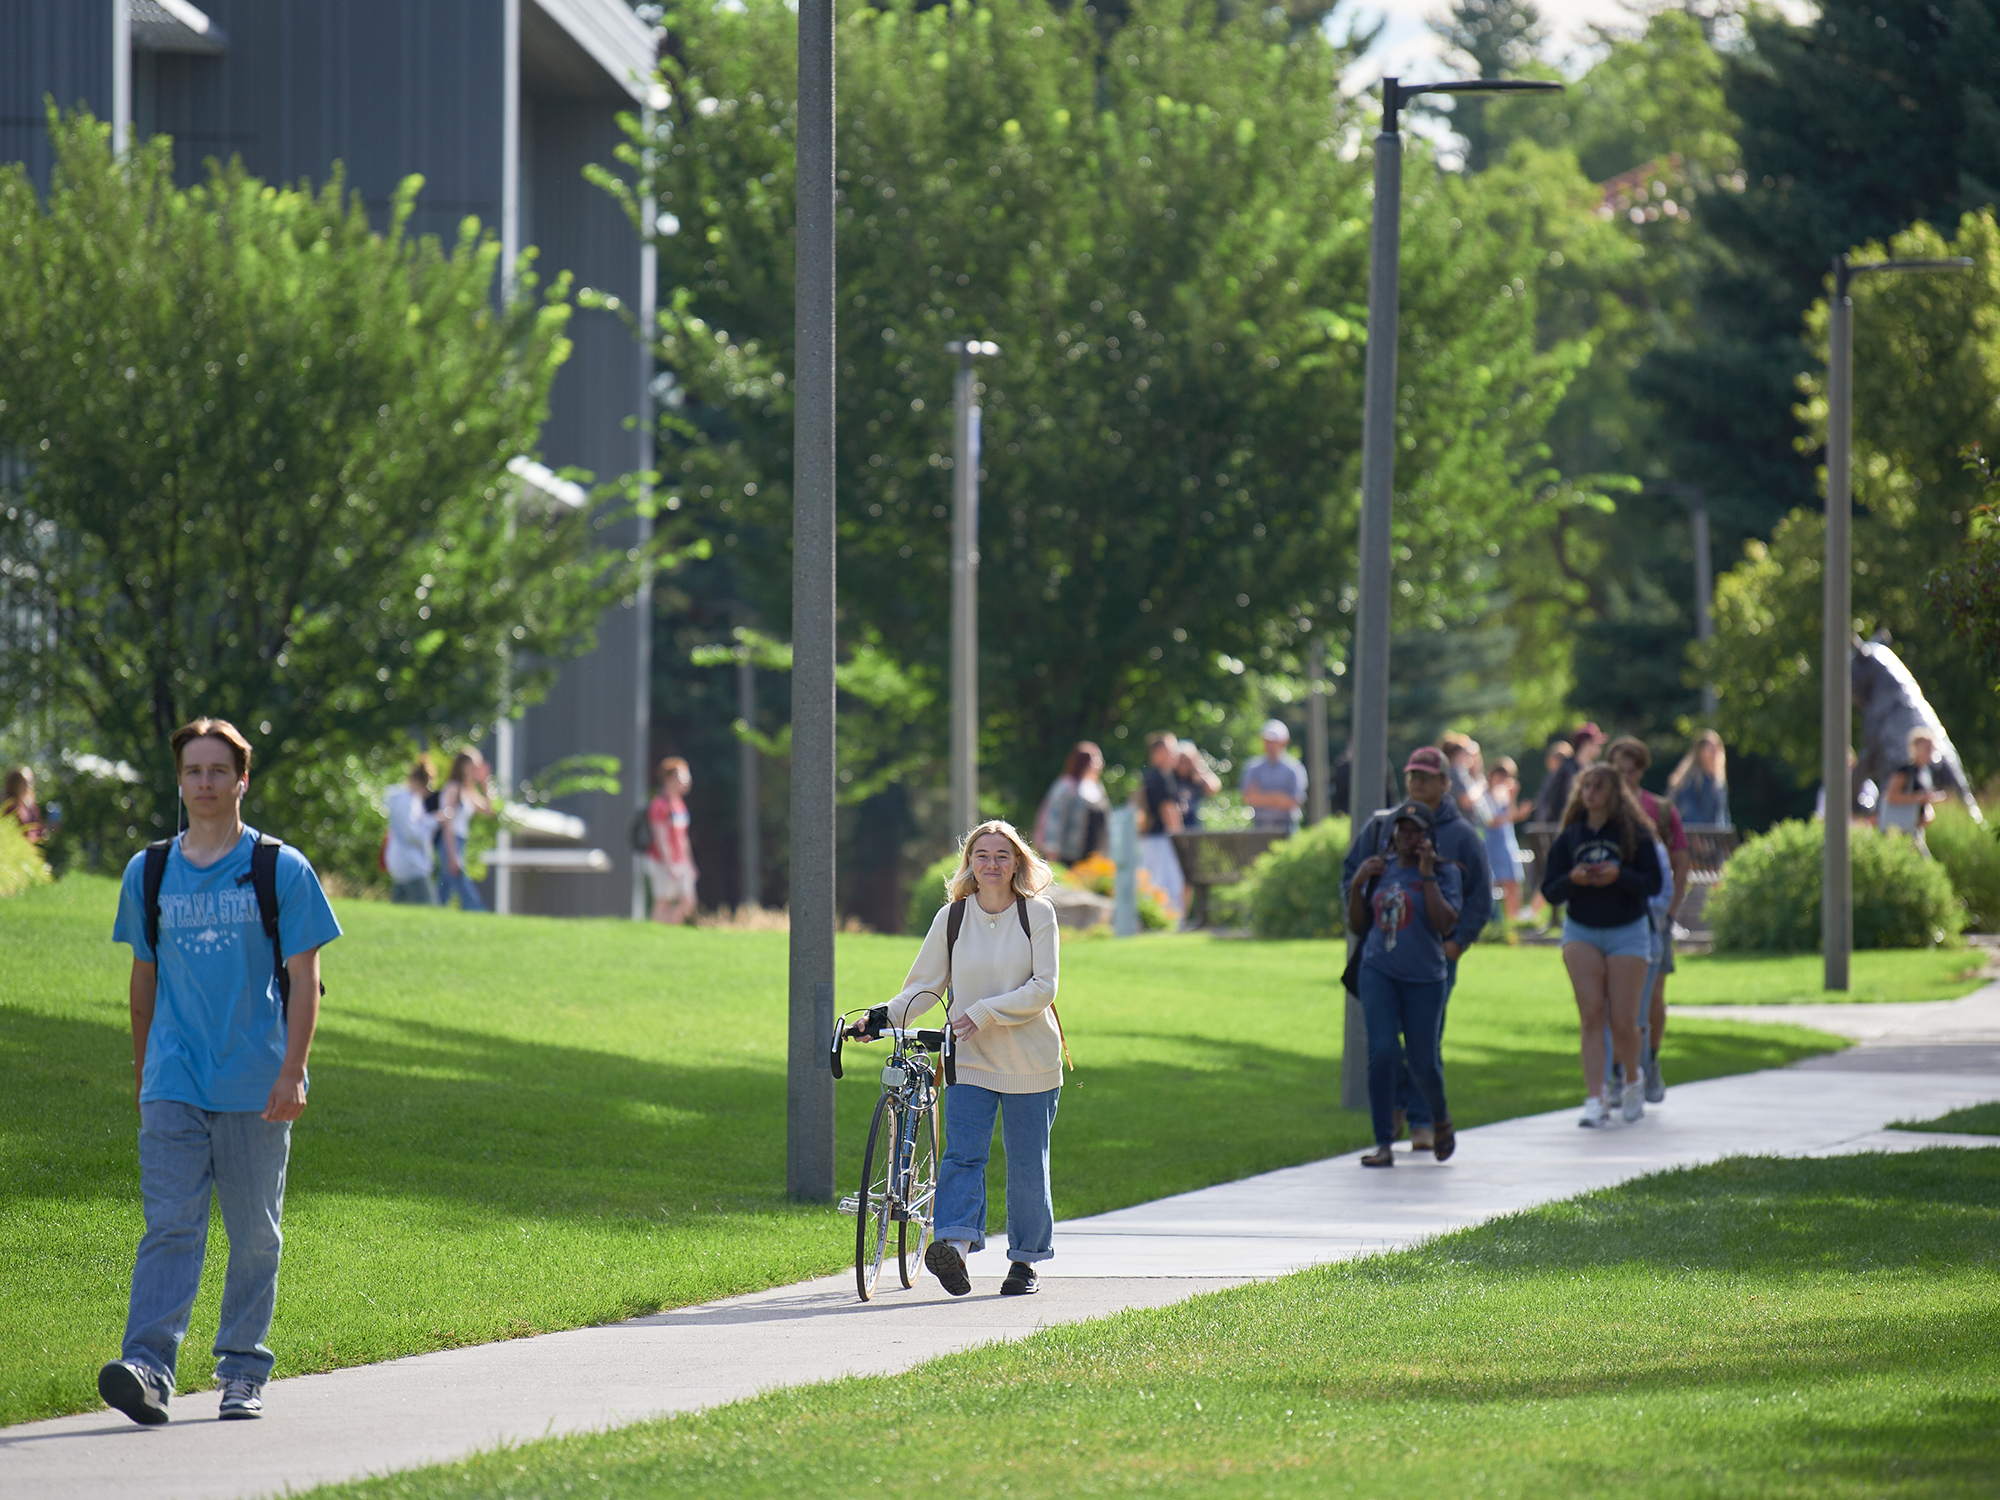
[887,819,1061,1298]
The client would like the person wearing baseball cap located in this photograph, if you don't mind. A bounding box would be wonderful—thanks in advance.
[1340,743,1493,1154]
[1346,798,1461,1166]
[1241,719,1308,835]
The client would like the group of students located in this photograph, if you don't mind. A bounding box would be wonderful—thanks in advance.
[1133,721,1308,916]
[381,751,493,910]
[1339,726,1738,1159]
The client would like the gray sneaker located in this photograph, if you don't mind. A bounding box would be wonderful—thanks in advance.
[99,1360,171,1426]
[218,1377,264,1420]
[1644,1055,1666,1104]
[1621,1076,1646,1122]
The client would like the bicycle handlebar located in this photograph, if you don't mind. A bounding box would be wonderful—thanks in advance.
[829,1003,954,1083]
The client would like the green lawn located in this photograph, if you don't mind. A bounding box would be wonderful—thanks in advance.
[2,879,1838,1425]
[1666,948,1990,1006]
[311,1150,2000,1500]
[1892,1103,2000,1135]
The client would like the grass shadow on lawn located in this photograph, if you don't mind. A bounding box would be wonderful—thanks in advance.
[310,1150,2000,1500]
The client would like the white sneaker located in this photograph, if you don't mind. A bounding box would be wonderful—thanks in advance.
[1621,1077,1646,1122]
[1578,1095,1608,1128]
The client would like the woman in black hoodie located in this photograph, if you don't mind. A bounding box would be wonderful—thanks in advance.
[1542,763,1663,1128]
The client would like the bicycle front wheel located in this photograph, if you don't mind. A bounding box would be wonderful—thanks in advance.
[897,1101,938,1289]
[855,1094,896,1301]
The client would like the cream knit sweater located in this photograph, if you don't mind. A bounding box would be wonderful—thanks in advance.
[888,894,1062,1093]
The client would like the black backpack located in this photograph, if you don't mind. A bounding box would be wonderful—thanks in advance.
[142,833,323,1018]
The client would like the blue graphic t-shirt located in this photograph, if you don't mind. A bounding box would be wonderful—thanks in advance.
[1360,858,1461,984]
[112,827,343,1112]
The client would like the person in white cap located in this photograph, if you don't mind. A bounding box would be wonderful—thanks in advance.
[1241,719,1308,835]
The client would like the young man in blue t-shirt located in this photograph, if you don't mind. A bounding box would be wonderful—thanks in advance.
[99,717,342,1425]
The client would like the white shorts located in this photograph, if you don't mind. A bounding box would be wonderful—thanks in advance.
[647,858,697,903]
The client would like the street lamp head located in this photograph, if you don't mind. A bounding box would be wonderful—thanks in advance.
[1832,253,1973,297]
[1379,75,1562,133]
[947,339,1000,359]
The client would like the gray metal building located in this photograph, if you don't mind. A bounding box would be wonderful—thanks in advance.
[1,0,659,917]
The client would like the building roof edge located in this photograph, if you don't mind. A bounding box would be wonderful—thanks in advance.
[530,0,659,104]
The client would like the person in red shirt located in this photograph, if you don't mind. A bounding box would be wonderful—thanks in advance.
[647,757,698,925]
[1608,737,1688,1101]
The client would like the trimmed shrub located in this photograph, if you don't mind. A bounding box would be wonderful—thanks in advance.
[0,816,52,898]
[1707,818,1962,952]
[1927,803,2000,933]
[1247,816,1352,940]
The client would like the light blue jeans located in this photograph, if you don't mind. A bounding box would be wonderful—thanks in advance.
[934,1084,1060,1264]
[123,1100,290,1385]
[435,832,485,911]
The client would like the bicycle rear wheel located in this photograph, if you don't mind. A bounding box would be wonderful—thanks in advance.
[897,1101,938,1289]
[855,1095,896,1301]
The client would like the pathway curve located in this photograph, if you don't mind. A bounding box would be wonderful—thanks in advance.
[6,985,2000,1500]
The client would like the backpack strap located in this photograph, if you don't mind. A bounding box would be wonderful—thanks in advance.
[249,834,291,1018]
[141,838,174,954]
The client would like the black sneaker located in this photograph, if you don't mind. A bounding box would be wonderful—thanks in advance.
[1000,1262,1039,1296]
[218,1377,264,1420]
[924,1239,972,1297]
[99,1360,171,1426]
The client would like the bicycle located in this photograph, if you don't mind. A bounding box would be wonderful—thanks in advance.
[829,997,954,1301]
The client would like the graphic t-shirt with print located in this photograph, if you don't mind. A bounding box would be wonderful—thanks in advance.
[1360,858,1461,984]
[113,827,343,1112]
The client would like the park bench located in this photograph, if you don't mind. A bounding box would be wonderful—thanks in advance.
[1170,828,1285,928]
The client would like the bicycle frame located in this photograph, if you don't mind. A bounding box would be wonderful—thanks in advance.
[833,1000,952,1298]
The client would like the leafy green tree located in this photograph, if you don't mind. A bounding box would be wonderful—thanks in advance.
[0,113,653,853]
[1701,212,2000,785]
[605,0,1612,820]
[1449,13,1746,752]
[1427,0,1551,172]
[1643,0,2000,534]
[1925,445,2000,682]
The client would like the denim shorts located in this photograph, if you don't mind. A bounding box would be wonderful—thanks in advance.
[1562,913,1654,960]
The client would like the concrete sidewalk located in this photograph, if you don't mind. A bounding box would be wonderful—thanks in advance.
[6,987,2000,1500]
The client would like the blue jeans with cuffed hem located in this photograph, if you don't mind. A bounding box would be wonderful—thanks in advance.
[1360,966,1450,1148]
[933,1084,1060,1264]
[123,1100,290,1385]
[1400,956,1457,1128]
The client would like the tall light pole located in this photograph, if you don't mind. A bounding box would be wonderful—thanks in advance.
[947,339,998,840]
[788,0,837,1201]
[1643,480,1716,721]
[1691,496,1716,722]
[1348,75,1560,842]
[1342,74,1559,1111]
[1821,252,1969,992]
[1307,636,1330,826]
[738,645,760,909]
